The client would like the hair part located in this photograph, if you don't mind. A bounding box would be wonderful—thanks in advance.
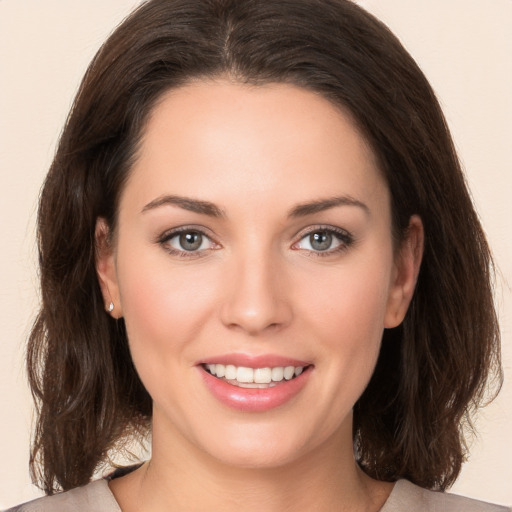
[27,0,502,494]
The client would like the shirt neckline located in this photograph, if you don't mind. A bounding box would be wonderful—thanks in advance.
[101,469,403,512]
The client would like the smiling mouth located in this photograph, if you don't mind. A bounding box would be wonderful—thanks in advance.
[202,363,309,388]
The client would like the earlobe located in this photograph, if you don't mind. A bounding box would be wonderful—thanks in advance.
[95,218,123,318]
[384,215,424,328]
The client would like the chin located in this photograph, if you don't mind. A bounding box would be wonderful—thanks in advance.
[208,441,305,470]
[192,417,328,471]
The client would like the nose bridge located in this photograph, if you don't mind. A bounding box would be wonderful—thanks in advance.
[220,241,291,335]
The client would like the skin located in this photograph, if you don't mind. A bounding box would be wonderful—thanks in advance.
[97,80,423,512]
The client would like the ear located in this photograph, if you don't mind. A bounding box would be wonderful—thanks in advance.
[384,215,424,328]
[95,218,123,318]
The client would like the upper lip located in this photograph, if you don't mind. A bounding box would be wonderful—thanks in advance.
[197,353,312,368]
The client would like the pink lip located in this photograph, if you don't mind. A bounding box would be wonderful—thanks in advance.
[198,360,312,413]
[198,353,311,368]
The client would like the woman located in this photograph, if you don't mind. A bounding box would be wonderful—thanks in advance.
[5,0,509,510]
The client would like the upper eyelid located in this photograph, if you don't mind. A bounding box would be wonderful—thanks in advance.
[293,224,352,240]
[157,225,218,243]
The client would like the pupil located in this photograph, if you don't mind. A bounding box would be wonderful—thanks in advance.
[310,231,332,251]
[180,232,202,251]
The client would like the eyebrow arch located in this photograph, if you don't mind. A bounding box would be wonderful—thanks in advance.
[288,196,370,218]
[142,194,225,217]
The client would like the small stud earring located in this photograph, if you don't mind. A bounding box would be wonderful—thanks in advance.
[107,302,114,312]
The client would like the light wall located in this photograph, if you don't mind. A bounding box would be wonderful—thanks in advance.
[0,0,510,508]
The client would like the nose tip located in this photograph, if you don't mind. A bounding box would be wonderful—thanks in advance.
[219,257,292,335]
[224,308,281,336]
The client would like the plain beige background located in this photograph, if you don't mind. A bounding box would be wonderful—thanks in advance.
[0,0,510,508]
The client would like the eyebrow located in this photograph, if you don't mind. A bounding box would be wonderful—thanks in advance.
[141,194,369,218]
[288,196,370,218]
[141,195,225,217]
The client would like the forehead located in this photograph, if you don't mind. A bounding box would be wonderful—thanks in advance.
[122,80,388,215]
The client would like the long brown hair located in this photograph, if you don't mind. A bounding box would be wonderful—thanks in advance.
[27,0,502,494]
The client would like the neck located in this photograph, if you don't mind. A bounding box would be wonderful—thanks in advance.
[110,414,392,512]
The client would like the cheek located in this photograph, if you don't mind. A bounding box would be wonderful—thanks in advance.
[297,250,394,395]
[115,247,221,372]
[115,257,225,419]
[302,257,393,344]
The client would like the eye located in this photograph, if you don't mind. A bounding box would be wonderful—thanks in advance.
[171,231,208,251]
[293,227,353,255]
[158,227,218,257]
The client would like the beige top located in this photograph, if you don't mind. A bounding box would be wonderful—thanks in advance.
[4,478,510,512]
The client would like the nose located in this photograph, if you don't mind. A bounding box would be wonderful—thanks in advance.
[219,250,293,335]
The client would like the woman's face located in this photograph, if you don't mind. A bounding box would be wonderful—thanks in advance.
[98,80,420,469]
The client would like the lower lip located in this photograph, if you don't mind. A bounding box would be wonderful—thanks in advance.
[199,366,312,412]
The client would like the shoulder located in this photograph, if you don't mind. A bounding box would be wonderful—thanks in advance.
[2,479,121,512]
[382,480,511,512]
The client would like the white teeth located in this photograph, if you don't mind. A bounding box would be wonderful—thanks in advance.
[271,367,284,381]
[236,382,278,389]
[236,366,254,383]
[283,366,295,380]
[225,364,237,380]
[254,367,272,384]
[215,364,225,378]
[205,363,306,384]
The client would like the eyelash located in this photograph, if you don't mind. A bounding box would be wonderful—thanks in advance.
[292,225,354,257]
[156,225,354,258]
[157,226,220,259]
